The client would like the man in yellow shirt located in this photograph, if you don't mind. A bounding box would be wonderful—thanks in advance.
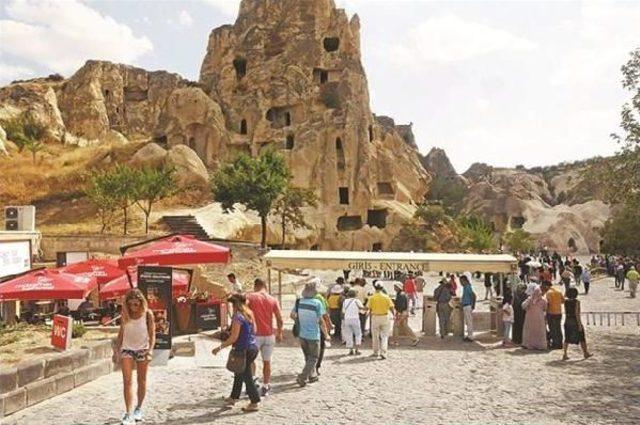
[542,281,564,349]
[367,282,395,359]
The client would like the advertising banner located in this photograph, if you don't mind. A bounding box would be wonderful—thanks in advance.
[195,302,221,331]
[51,314,72,351]
[0,240,31,278]
[137,266,173,350]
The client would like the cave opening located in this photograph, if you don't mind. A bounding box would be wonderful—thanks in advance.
[285,134,294,150]
[372,242,383,252]
[337,215,363,231]
[285,111,291,126]
[336,137,345,170]
[510,216,526,229]
[368,125,374,142]
[323,37,340,52]
[568,238,577,251]
[240,119,247,135]
[367,209,388,229]
[338,187,349,205]
[233,58,247,79]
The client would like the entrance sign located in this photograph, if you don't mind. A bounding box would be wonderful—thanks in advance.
[51,314,72,351]
[0,240,31,278]
[137,266,173,350]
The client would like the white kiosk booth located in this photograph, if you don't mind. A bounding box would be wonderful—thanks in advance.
[263,250,518,336]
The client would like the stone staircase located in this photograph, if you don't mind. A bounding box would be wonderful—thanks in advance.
[161,215,210,240]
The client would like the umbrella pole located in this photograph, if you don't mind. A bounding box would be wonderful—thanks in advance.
[267,268,272,295]
[126,268,134,289]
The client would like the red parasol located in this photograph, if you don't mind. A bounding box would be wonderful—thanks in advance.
[117,234,230,269]
[0,269,95,301]
[100,269,190,300]
[60,259,125,286]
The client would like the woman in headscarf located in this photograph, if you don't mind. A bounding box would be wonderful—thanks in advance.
[511,282,528,345]
[521,286,548,350]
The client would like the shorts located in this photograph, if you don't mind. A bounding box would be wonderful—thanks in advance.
[255,335,276,362]
[121,349,149,362]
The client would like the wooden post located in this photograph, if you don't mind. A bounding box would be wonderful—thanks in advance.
[267,268,272,294]
[500,273,505,299]
[278,270,282,306]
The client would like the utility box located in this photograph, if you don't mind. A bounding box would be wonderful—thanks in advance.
[450,297,464,337]
[4,206,36,231]
[422,296,437,336]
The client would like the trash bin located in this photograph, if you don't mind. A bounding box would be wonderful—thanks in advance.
[422,296,437,335]
[450,297,464,337]
[490,297,504,336]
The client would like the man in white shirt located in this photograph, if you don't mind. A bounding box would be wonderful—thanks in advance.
[227,273,243,293]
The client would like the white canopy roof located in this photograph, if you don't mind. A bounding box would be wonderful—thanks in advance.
[263,250,518,273]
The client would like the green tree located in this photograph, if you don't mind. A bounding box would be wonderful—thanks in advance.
[273,185,318,248]
[415,203,446,228]
[457,215,494,252]
[601,205,640,256]
[1,113,47,162]
[503,229,535,254]
[426,176,468,215]
[134,166,176,234]
[111,164,139,235]
[86,170,120,233]
[24,137,44,164]
[211,150,290,248]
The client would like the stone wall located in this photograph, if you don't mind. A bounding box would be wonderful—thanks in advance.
[0,340,114,418]
[40,234,147,260]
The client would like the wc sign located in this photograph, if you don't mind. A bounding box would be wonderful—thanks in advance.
[51,314,72,351]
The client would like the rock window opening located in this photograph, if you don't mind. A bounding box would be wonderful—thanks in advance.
[313,68,329,84]
[240,119,248,135]
[320,70,328,84]
[372,242,383,252]
[339,187,349,205]
[568,238,577,251]
[124,88,148,102]
[285,134,294,150]
[310,244,319,251]
[233,58,247,79]
[265,107,290,128]
[367,209,388,228]
[104,89,110,99]
[323,37,340,52]
[188,137,196,150]
[153,135,168,148]
[337,215,363,231]
[377,182,394,196]
[266,108,275,121]
[285,112,291,126]
[368,125,374,142]
[336,137,345,170]
[335,137,343,150]
[510,216,526,229]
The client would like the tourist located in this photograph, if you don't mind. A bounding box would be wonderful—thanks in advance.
[562,287,593,360]
[246,278,284,396]
[460,272,476,342]
[581,267,591,295]
[448,273,458,296]
[212,294,260,411]
[113,289,155,425]
[368,282,395,359]
[434,278,452,338]
[542,281,564,350]
[227,273,243,293]
[502,294,514,346]
[483,272,493,300]
[573,260,583,286]
[314,286,332,376]
[327,281,344,340]
[403,272,418,315]
[560,268,573,294]
[351,278,368,335]
[342,289,366,355]
[615,263,625,289]
[626,266,639,298]
[291,281,329,386]
[521,286,547,350]
[392,283,420,346]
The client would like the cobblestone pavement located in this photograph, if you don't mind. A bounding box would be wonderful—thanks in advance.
[6,277,640,425]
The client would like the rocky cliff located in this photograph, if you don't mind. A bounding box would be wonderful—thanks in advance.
[0,0,429,250]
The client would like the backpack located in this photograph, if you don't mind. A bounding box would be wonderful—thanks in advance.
[292,298,300,338]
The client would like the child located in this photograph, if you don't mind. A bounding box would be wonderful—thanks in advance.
[502,295,514,346]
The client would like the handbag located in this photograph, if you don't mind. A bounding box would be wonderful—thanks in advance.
[226,348,247,373]
[292,298,301,338]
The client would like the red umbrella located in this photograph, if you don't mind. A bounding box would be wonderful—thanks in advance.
[60,259,125,286]
[117,234,230,269]
[0,269,95,301]
[100,269,190,300]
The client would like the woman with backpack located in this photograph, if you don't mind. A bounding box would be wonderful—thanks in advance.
[113,289,156,425]
[212,293,260,412]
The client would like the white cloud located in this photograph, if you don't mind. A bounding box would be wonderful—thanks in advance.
[203,0,241,17]
[383,13,537,67]
[0,0,153,76]
[0,63,35,82]
[178,10,193,27]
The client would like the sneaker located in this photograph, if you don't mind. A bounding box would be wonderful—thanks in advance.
[369,353,379,358]
[132,407,143,422]
[355,349,362,355]
[412,339,420,347]
[380,354,387,360]
[121,413,135,425]
[296,376,307,387]
[260,384,271,397]
[348,349,354,355]
[308,376,319,383]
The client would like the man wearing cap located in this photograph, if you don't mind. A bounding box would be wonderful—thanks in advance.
[460,272,476,342]
[368,282,395,359]
[392,283,419,346]
[326,278,344,341]
[434,278,452,338]
[291,281,329,386]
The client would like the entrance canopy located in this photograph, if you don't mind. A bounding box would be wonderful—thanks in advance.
[264,250,517,273]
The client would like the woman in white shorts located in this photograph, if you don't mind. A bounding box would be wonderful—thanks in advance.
[342,289,366,355]
[113,289,155,425]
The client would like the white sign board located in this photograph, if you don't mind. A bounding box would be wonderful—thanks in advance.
[0,240,31,278]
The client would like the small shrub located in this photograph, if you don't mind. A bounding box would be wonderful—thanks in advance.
[72,322,87,338]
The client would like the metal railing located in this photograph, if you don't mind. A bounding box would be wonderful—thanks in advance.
[581,311,640,327]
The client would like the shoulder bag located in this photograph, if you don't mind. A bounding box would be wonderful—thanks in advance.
[226,348,247,373]
[292,298,301,338]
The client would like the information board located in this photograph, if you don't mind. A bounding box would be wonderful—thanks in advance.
[137,266,173,350]
[0,240,31,278]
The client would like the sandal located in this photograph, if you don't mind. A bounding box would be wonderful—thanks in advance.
[242,403,259,412]
[224,397,238,406]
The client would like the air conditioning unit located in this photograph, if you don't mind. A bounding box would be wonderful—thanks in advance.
[4,206,36,231]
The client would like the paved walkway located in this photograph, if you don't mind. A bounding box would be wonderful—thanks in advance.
[6,277,640,425]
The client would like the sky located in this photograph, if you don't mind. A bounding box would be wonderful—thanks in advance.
[1,0,639,173]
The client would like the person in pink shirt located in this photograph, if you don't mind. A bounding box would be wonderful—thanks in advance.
[245,278,283,396]
[403,272,418,315]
